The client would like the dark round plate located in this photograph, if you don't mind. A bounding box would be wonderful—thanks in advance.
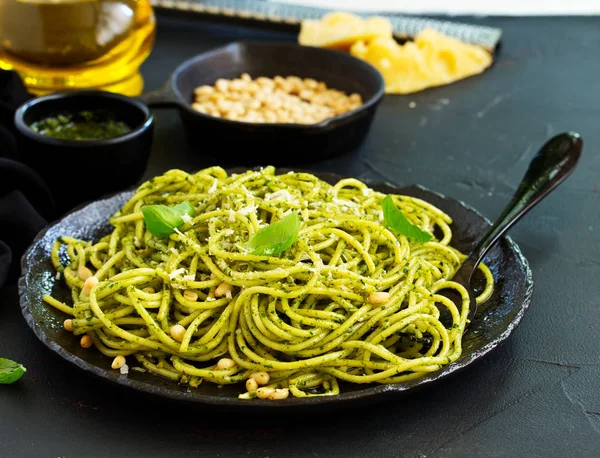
[18,172,533,409]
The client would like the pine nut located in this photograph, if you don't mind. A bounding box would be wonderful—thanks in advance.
[77,266,93,281]
[83,276,99,295]
[214,282,233,298]
[256,387,275,399]
[246,378,258,392]
[194,85,214,96]
[80,334,93,348]
[183,290,198,301]
[369,292,391,305]
[215,79,229,92]
[216,358,236,370]
[63,319,73,332]
[170,324,186,342]
[111,355,126,370]
[269,388,290,400]
[250,371,270,385]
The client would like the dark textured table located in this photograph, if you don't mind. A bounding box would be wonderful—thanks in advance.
[2,12,600,458]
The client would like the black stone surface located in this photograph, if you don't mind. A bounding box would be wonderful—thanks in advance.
[2,12,600,458]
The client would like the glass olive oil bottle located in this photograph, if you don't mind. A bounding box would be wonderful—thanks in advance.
[0,0,156,96]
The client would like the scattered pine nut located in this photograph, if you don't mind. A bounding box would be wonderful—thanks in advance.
[170,324,186,342]
[183,290,199,301]
[246,378,258,392]
[83,276,99,295]
[80,334,93,348]
[368,292,391,305]
[214,282,233,298]
[111,355,126,370]
[269,388,290,400]
[216,358,236,370]
[256,387,275,399]
[77,266,93,281]
[250,371,270,386]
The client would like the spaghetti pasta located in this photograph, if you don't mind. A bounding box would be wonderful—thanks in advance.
[44,166,493,399]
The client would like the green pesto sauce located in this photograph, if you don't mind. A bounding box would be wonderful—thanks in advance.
[30,110,132,140]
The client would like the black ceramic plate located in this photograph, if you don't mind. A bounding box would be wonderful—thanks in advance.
[19,173,533,409]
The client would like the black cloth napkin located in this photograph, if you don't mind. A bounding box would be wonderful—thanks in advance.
[0,70,56,288]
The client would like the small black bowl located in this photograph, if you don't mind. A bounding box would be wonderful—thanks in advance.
[140,41,385,165]
[14,90,154,214]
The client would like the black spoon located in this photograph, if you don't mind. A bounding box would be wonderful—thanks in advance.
[446,132,582,326]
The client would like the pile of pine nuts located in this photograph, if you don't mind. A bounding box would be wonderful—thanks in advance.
[191,73,363,124]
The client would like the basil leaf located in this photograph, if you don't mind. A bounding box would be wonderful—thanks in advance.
[142,201,195,237]
[381,195,432,243]
[172,201,194,219]
[247,212,301,256]
[0,358,27,385]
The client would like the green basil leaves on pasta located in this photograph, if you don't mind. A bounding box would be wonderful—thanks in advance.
[382,195,432,243]
[142,201,195,237]
[247,211,301,256]
[0,358,27,384]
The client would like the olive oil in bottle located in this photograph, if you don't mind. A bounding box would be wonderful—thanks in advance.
[0,0,156,96]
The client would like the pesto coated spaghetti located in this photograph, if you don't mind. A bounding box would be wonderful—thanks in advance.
[44,166,494,399]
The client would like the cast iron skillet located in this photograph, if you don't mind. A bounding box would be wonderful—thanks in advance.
[18,170,533,411]
[138,41,385,164]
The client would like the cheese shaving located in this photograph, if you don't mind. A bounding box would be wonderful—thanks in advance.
[169,268,186,280]
[208,178,218,194]
[238,204,258,216]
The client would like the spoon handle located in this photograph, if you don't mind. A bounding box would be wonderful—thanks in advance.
[464,132,583,274]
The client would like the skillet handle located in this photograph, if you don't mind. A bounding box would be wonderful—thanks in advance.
[138,82,180,108]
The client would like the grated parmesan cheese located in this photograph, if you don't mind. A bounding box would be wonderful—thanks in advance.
[181,213,193,224]
[333,198,359,208]
[265,189,297,204]
[169,268,186,280]
[120,364,129,375]
[241,185,253,197]
[208,178,218,194]
[238,204,258,215]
